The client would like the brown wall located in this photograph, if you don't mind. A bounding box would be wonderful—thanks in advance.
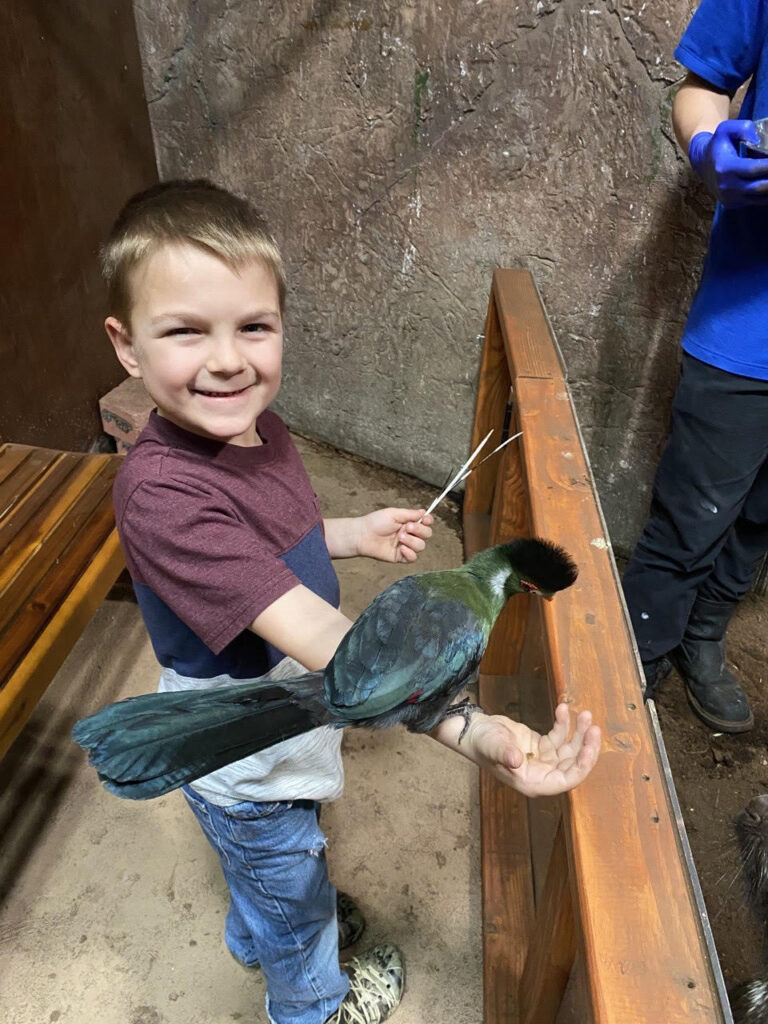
[132,0,709,557]
[0,2,157,451]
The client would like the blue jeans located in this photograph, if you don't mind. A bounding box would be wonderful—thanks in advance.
[182,786,349,1024]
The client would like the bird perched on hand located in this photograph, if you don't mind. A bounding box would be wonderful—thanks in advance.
[73,538,577,800]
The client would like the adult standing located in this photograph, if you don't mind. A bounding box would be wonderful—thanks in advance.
[623,0,768,732]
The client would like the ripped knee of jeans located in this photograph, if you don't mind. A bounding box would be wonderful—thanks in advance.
[307,835,328,858]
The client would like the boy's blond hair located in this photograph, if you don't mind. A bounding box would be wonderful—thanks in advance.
[101,179,286,326]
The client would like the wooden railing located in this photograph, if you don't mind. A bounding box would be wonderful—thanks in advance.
[464,270,730,1023]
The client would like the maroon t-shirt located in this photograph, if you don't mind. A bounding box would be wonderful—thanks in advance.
[113,409,340,679]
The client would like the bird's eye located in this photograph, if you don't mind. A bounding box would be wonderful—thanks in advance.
[520,580,538,593]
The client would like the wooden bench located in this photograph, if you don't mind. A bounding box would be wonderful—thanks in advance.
[0,443,124,760]
[465,271,731,1022]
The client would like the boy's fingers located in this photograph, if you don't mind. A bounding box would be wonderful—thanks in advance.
[401,535,427,553]
[396,508,432,523]
[574,726,601,772]
[548,703,570,746]
[397,545,419,563]
[407,510,434,529]
[507,738,525,770]
[570,709,593,747]
[499,740,524,771]
[404,520,432,538]
[585,724,601,756]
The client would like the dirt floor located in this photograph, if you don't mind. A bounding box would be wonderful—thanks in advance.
[0,436,482,1024]
[651,594,768,994]
[2,431,766,1020]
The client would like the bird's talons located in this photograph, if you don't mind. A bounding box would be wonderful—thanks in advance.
[440,697,485,743]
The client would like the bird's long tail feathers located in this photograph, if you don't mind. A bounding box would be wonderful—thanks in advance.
[72,674,331,800]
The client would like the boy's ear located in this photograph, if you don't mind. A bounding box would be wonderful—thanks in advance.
[105,316,142,378]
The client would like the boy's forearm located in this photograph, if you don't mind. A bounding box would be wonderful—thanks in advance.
[429,707,484,765]
[672,72,732,155]
[323,517,362,559]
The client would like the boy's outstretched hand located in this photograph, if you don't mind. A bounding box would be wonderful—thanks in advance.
[463,703,601,797]
[356,508,434,563]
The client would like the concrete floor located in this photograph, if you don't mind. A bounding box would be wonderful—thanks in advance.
[0,435,483,1024]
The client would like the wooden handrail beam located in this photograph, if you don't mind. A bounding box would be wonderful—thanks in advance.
[466,270,727,1022]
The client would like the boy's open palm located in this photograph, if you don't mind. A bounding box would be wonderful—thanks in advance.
[466,703,601,797]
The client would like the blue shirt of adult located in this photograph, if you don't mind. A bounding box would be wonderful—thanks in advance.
[675,0,768,379]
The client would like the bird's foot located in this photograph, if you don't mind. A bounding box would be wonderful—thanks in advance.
[439,696,485,742]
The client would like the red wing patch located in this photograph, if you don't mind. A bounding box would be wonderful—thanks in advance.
[406,689,423,704]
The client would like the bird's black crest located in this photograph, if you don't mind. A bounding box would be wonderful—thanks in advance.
[501,538,578,593]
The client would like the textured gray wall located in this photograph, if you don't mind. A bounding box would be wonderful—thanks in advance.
[132,0,708,556]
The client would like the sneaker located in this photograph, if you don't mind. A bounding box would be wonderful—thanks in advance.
[326,943,405,1024]
[337,891,366,950]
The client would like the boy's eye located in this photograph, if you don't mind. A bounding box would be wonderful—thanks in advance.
[165,327,199,337]
[242,322,268,334]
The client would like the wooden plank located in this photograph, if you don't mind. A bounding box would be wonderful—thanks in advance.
[465,294,511,517]
[492,270,566,382]
[484,434,531,676]
[519,820,576,1024]
[516,601,561,904]
[556,952,590,1024]
[514,379,723,1019]
[0,444,125,758]
[0,451,84,551]
[479,674,535,1024]
[0,444,45,489]
[0,445,62,516]
[0,458,117,634]
[466,270,725,1023]
[0,485,119,683]
[463,512,490,559]
[0,529,124,760]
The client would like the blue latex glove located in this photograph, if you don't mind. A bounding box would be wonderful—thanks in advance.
[688,120,768,207]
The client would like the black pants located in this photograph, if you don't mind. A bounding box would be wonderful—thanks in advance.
[622,353,768,666]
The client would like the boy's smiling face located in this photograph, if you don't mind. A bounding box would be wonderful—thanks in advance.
[106,242,283,447]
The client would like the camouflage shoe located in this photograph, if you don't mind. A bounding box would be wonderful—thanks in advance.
[326,943,405,1024]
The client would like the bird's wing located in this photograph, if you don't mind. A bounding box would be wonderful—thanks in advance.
[325,574,488,719]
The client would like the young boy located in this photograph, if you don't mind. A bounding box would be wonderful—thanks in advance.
[101,179,600,1024]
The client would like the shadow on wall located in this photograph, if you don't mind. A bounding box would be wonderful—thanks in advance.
[585,180,712,558]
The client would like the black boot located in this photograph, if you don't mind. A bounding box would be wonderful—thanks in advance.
[641,657,672,700]
[670,597,753,733]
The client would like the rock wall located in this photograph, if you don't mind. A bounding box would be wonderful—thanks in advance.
[132,0,710,555]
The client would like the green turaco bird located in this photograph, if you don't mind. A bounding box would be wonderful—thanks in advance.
[73,538,577,799]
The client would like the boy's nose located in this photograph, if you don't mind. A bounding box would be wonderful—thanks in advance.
[207,336,246,374]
